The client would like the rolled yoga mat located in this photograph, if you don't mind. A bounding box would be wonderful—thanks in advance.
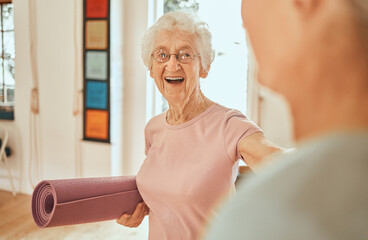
[32,176,143,228]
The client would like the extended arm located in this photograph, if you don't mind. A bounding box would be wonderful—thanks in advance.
[238,132,285,170]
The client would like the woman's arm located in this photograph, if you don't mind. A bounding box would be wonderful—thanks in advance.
[238,132,285,169]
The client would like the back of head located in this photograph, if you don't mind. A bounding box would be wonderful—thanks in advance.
[141,10,215,73]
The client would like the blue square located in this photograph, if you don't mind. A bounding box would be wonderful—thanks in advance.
[86,81,107,109]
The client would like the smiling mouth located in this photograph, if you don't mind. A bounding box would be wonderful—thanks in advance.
[165,77,184,84]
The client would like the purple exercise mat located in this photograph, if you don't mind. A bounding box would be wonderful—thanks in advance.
[32,176,143,228]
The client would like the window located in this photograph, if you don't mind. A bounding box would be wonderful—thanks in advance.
[197,0,248,114]
[146,0,248,122]
[0,1,14,120]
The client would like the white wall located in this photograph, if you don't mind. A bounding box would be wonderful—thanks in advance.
[120,0,148,175]
[0,0,148,195]
[0,0,85,194]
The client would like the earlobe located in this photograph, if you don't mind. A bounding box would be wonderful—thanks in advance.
[149,66,154,78]
[200,67,209,79]
[293,0,321,15]
[200,71,208,79]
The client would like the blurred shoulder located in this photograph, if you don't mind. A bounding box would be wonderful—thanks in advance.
[240,131,368,194]
[206,132,368,240]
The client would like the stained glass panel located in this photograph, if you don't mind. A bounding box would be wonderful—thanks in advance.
[4,30,14,58]
[4,59,14,85]
[2,4,13,31]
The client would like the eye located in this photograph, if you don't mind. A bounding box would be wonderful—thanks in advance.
[179,51,192,59]
[154,50,169,61]
[159,52,167,58]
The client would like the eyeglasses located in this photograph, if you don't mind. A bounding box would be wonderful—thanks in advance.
[152,49,200,64]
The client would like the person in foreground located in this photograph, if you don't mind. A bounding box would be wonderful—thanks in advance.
[205,0,368,239]
[116,10,282,240]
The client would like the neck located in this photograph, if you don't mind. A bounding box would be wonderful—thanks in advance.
[292,95,368,141]
[167,90,213,125]
[290,61,368,141]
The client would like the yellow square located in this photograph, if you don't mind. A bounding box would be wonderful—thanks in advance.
[85,20,108,50]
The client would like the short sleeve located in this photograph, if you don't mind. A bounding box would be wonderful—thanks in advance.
[224,111,262,162]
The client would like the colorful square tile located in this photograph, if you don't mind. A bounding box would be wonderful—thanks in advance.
[86,81,107,109]
[85,51,108,80]
[86,0,108,18]
[85,20,108,50]
[85,109,109,140]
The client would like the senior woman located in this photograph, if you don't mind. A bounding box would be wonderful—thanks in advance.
[205,0,368,239]
[116,10,282,239]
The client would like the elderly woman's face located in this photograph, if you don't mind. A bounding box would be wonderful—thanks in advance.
[150,30,207,106]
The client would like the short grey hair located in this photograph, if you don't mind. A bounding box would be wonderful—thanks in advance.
[141,10,215,73]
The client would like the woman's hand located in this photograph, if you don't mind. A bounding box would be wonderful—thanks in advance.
[116,202,150,228]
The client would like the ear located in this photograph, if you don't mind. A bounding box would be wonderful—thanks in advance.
[200,67,209,79]
[149,66,154,78]
[293,0,322,17]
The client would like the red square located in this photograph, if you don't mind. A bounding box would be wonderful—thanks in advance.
[86,0,108,18]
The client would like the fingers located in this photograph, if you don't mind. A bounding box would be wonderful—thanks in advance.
[117,213,141,228]
[137,202,149,219]
[143,203,150,216]
[131,202,145,218]
[116,213,130,225]
[116,202,149,228]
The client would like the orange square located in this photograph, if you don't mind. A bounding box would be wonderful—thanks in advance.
[85,109,109,140]
[85,20,108,50]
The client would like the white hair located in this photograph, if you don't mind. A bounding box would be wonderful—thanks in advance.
[141,10,215,73]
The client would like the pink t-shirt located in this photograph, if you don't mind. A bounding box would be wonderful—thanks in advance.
[136,103,262,240]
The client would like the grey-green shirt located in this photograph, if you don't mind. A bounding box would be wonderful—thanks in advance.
[205,131,368,240]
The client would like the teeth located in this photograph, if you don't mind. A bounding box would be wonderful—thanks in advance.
[165,77,184,81]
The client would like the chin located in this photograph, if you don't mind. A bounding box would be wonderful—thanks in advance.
[258,72,274,89]
[258,70,285,93]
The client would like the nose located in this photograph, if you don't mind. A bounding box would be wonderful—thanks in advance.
[165,55,181,72]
